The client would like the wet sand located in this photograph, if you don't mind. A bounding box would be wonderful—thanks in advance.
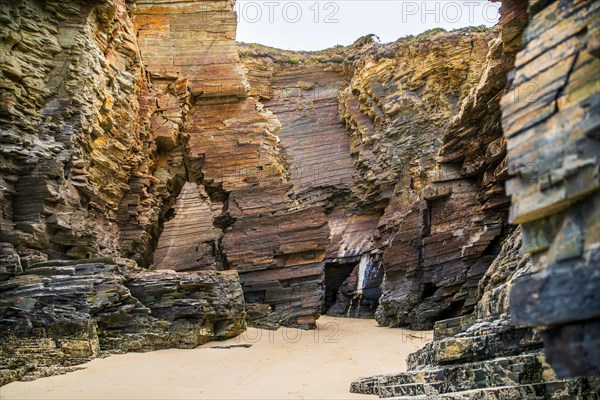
[1,316,432,400]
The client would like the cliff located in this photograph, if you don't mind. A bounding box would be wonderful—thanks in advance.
[503,0,600,378]
[0,0,598,390]
[240,26,516,329]
[0,0,514,331]
[350,0,600,397]
[0,0,145,262]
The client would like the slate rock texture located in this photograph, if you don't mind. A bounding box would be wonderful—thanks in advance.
[0,0,523,330]
[350,228,600,399]
[0,0,330,330]
[152,182,223,272]
[131,0,331,329]
[0,3,248,386]
[240,42,382,319]
[240,27,516,325]
[350,0,600,396]
[502,0,600,378]
[0,258,245,386]
[1,2,598,388]
[0,0,147,260]
[363,27,515,330]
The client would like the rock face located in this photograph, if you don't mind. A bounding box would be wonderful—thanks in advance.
[152,182,222,271]
[0,0,146,260]
[350,0,600,396]
[350,228,600,398]
[0,0,246,385]
[0,258,245,386]
[502,0,600,377]
[1,0,598,390]
[0,0,516,330]
[240,28,515,325]
[347,28,512,329]
[131,0,332,329]
[0,0,329,330]
[240,43,382,319]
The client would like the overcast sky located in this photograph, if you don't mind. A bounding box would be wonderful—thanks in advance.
[236,1,501,51]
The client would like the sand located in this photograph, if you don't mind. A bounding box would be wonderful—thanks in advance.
[1,316,432,400]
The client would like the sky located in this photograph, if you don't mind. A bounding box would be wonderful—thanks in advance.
[236,0,501,51]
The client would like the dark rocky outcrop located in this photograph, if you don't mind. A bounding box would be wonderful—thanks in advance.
[502,0,600,378]
[0,258,245,386]
[350,228,600,398]
[350,0,600,397]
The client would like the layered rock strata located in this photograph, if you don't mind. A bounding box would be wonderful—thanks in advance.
[152,182,222,271]
[0,0,146,260]
[1,1,597,379]
[502,0,600,377]
[350,228,600,399]
[0,258,245,386]
[0,0,329,330]
[131,0,331,329]
[241,42,381,318]
[239,28,517,325]
[345,28,513,329]
[0,0,522,331]
[350,0,600,396]
[0,0,531,332]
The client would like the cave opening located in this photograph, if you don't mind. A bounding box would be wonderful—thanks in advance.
[321,262,357,314]
[421,282,437,299]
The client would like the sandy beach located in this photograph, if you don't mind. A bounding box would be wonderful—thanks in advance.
[1,317,431,400]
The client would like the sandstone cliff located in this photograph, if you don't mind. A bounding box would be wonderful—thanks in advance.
[350,0,600,397]
[0,0,146,263]
[239,26,517,328]
[1,0,598,390]
[0,0,516,331]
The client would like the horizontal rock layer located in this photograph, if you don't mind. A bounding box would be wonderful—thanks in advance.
[0,258,245,386]
[502,0,600,377]
[350,227,600,398]
[240,27,515,326]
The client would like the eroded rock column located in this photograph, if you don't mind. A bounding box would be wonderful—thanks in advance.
[334,28,513,329]
[241,47,383,317]
[0,0,147,262]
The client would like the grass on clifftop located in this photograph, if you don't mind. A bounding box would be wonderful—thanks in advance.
[238,25,497,65]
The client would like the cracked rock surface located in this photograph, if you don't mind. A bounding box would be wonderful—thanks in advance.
[0,258,245,386]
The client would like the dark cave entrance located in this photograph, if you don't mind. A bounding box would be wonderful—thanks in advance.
[321,262,357,314]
